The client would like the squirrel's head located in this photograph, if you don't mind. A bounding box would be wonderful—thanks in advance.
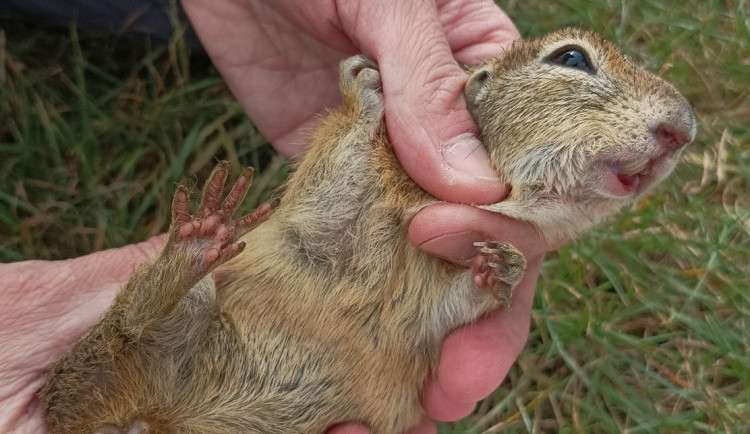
[466,28,696,239]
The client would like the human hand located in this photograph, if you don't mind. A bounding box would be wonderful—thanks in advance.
[0,237,165,433]
[0,232,544,434]
[180,0,519,202]
[180,0,556,432]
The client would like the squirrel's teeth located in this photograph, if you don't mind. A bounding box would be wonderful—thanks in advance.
[618,160,649,176]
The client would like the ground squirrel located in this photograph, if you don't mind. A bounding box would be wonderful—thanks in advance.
[40,28,696,433]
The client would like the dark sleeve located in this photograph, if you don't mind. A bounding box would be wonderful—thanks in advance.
[0,0,197,44]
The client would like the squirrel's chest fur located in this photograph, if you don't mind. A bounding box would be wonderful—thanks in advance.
[212,102,472,432]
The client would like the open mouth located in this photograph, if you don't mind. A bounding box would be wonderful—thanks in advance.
[599,154,669,198]
[604,161,648,196]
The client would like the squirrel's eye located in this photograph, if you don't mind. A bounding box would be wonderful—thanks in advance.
[548,47,593,73]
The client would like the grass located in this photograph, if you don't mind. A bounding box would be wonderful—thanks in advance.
[1,0,748,432]
[466,1,750,433]
[0,16,285,261]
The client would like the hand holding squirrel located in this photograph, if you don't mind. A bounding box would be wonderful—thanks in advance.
[180,1,542,429]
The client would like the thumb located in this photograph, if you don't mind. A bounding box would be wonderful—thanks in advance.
[336,0,507,205]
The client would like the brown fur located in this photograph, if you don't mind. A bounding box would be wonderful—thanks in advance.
[40,29,695,433]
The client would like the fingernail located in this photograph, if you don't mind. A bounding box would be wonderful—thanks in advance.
[441,133,500,181]
[418,230,485,266]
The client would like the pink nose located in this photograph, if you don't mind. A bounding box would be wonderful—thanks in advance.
[654,122,694,151]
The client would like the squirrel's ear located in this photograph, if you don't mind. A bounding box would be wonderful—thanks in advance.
[465,67,494,116]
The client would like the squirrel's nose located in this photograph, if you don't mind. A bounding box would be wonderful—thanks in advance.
[652,101,696,152]
[653,122,694,151]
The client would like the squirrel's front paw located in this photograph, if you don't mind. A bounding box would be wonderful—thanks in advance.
[339,55,383,120]
[471,241,527,307]
[167,161,276,277]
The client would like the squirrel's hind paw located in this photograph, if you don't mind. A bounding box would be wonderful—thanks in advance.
[167,162,276,274]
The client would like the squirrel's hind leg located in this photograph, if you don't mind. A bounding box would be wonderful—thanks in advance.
[41,162,275,433]
[125,162,275,335]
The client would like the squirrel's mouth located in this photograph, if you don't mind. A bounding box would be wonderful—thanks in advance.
[597,152,675,198]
